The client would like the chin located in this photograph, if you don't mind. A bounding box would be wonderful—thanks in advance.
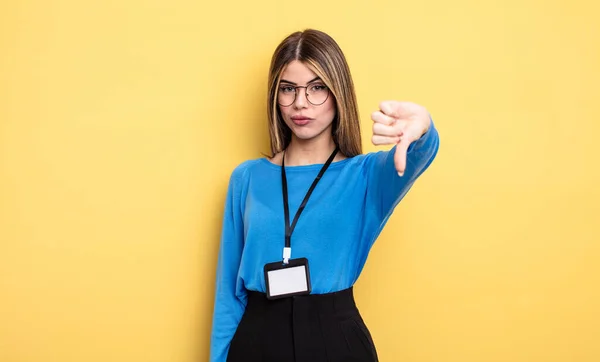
[293,134,318,141]
[294,130,331,143]
[288,125,318,139]
[285,120,333,142]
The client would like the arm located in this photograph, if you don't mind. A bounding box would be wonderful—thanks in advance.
[209,166,248,362]
[366,119,439,224]
[365,101,440,241]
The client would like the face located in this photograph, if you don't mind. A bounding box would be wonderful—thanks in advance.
[277,60,336,143]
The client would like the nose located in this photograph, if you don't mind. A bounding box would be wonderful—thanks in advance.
[293,87,308,109]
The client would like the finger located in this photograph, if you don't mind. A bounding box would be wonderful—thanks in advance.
[394,137,412,176]
[372,122,402,137]
[379,100,404,119]
[371,110,395,125]
[372,135,401,145]
[380,100,414,119]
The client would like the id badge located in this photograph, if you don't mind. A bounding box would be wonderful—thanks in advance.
[264,258,311,300]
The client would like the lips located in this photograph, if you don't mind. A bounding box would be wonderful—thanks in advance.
[291,115,312,126]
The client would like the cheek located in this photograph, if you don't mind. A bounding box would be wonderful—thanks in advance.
[278,106,291,121]
[320,98,337,122]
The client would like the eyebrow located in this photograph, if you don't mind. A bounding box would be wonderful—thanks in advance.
[279,76,321,85]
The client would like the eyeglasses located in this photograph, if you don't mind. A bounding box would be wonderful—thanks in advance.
[277,82,330,107]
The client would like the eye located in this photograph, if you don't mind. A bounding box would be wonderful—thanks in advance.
[279,85,295,93]
[310,83,327,92]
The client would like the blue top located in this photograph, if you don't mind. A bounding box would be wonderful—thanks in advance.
[210,123,440,362]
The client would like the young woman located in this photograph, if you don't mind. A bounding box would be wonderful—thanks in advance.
[210,29,440,362]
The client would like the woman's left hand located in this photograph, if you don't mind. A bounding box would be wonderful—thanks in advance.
[371,101,431,176]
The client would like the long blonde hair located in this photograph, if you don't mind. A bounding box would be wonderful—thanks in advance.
[267,29,362,157]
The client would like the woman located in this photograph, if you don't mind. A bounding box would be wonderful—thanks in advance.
[210,29,439,362]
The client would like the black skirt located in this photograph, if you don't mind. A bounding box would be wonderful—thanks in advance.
[227,287,379,362]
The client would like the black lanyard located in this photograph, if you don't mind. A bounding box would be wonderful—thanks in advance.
[281,147,339,250]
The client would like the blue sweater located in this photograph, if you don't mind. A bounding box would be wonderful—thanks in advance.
[210,123,440,362]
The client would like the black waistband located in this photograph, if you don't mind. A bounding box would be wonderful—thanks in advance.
[245,287,358,315]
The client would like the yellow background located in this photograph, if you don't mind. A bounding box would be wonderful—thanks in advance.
[1,0,599,361]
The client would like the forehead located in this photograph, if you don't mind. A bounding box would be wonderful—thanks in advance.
[280,60,320,83]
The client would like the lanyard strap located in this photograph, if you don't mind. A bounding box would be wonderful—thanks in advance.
[281,147,339,262]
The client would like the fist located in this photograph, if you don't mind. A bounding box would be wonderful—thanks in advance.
[371,101,431,176]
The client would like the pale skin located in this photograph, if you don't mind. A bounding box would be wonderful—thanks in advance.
[270,60,431,176]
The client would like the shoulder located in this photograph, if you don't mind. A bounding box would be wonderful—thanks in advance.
[230,159,262,181]
[339,149,397,180]
[224,159,263,198]
[348,149,392,167]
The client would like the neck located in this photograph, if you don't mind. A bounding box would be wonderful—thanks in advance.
[284,135,337,166]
